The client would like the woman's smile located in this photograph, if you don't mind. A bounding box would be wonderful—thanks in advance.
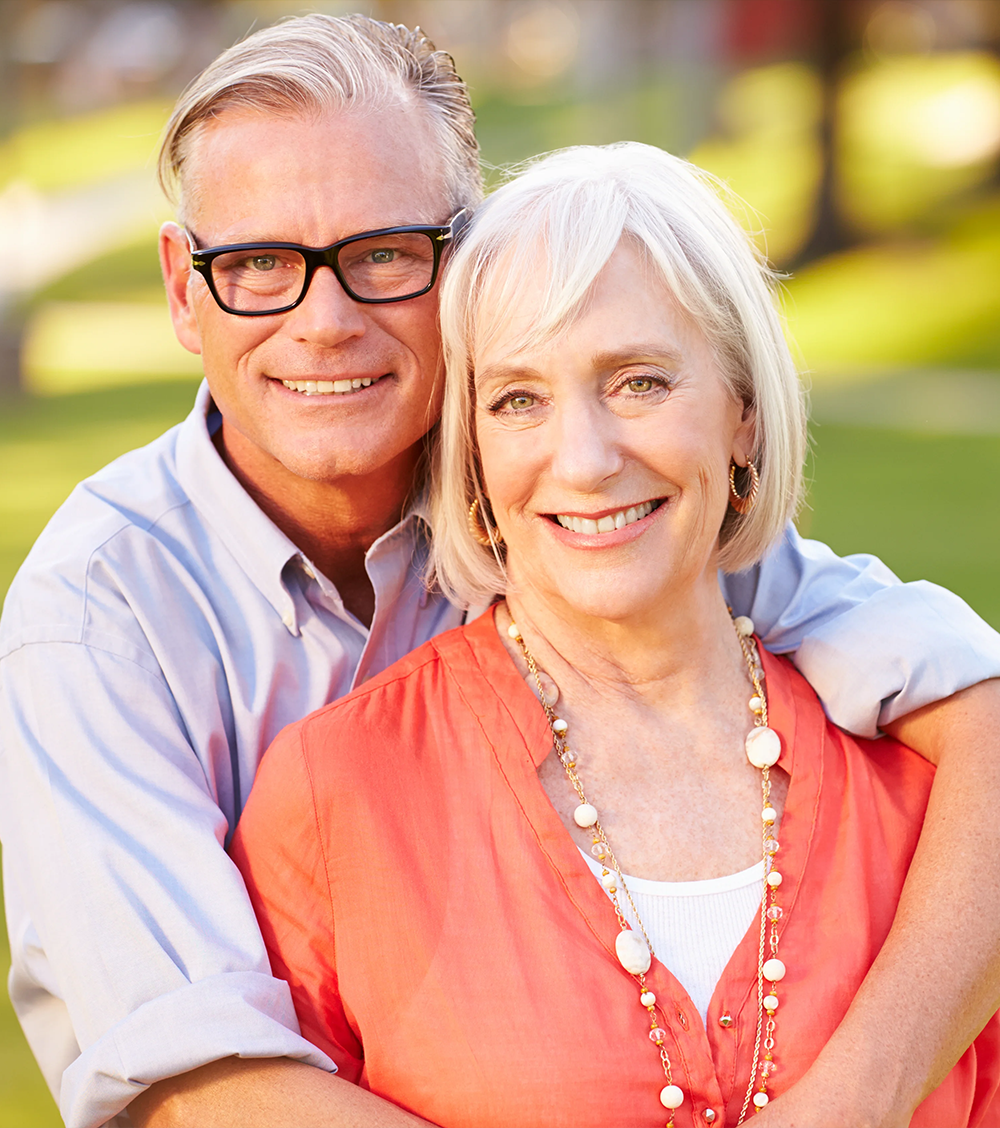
[552,497,664,536]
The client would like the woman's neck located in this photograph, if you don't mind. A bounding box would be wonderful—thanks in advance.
[497,571,788,883]
[502,568,743,710]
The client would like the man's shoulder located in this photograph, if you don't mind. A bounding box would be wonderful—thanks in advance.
[0,422,203,655]
[296,621,475,732]
[291,612,499,748]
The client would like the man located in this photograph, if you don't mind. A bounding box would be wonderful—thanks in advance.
[1,14,998,1128]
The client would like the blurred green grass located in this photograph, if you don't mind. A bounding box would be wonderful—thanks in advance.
[0,100,170,193]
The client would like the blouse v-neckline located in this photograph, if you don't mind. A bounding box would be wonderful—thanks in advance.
[436,605,824,1103]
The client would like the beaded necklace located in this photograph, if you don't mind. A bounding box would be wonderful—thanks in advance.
[506,611,786,1126]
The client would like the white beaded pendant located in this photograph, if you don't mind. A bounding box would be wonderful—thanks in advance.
[762,958,786,982]
[573,803,599,828]
[745,725,781,768]
[615,929,651,974]
[659,1084,685,1110]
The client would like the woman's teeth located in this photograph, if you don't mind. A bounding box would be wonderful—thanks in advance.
[556,499,660,535]
[281,377,379,395]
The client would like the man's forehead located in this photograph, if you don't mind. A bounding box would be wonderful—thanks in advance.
[181,101,450,241]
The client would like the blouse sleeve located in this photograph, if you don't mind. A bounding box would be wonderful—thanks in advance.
[229,722,365,1083]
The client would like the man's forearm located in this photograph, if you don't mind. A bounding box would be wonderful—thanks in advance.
[756,679,1000,1127]
[129,1057,435,1128]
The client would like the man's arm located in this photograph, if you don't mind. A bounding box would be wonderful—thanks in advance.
[726,527,1000,1123]
[723,524,1000,735]
[0,640,333,1128]
[754,680,1000,1127]
[129,1058,434,1128]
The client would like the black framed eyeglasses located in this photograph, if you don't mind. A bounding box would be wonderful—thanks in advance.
[188,209,469,316]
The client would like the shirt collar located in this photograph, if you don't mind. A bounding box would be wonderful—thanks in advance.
[174,380,430,635]
[175,382,302,631]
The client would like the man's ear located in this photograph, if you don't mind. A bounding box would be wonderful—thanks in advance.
[159,222,202,355]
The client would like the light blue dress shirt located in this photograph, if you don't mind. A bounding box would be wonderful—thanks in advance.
[2,381,999,1128]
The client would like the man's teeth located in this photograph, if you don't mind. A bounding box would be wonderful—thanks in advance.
[556,500,660,535]
[281,377,378,395]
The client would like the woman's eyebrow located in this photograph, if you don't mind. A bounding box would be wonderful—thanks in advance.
[590,344,685,369]
[474,361,541,386]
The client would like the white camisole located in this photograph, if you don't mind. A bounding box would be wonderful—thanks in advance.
[581,849,764,1023]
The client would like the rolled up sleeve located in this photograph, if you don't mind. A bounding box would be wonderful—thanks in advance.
[0,640,334,1128]
[721,524,1000,736]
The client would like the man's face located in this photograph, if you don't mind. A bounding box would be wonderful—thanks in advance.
[161,103,451,487]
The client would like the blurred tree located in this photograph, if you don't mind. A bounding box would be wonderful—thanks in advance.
[792,0,860,266]
[0,1,29,397]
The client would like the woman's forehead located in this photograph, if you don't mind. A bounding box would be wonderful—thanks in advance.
[473,247,704,382]
[471,240,674,364]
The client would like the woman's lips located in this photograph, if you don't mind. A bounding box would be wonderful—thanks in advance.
[552,498,664,536]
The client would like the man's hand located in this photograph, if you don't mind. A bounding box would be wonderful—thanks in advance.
[129,1057,435,1128]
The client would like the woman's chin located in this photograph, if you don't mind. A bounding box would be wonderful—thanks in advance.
[514,570,681,626]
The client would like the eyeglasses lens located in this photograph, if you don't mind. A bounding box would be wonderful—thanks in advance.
[338,233,437,301]
[209,232,437,312]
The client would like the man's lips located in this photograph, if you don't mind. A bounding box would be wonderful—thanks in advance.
[276,374,389,396]
[550,498,665,536]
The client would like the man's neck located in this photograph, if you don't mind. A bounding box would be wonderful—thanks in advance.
[214,422,424,627]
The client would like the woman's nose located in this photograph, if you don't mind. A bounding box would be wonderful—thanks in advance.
[548,399,625,492]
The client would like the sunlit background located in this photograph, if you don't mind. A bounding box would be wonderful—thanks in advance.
[1,1,999,1123]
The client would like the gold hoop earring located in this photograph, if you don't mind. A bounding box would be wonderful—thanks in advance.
[468,498,503,547]
[729,459,760,515]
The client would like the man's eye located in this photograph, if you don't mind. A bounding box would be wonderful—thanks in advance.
[370,248,396,264]
[249,255,278,271]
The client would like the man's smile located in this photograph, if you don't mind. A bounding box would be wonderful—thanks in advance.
[278,374,390,396]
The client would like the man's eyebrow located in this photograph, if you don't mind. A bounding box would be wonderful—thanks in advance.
[198,232,295,246]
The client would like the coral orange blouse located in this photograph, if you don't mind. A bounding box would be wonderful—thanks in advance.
[230,609,1000,1128]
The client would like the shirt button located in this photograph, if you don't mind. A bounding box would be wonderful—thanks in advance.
[718,1012,734,1028]
[703,1110,717,1123]
[282,612,295,629]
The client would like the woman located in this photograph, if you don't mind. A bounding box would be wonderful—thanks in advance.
[230,144,999,1127]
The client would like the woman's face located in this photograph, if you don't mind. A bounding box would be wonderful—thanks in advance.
[473,241,754,623]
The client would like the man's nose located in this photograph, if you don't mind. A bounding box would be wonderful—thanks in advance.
[283,264,366,345]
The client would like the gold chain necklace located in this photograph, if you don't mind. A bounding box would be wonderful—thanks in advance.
[507,611,786,1126]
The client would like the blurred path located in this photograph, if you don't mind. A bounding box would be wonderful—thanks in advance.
[809,368,1000,433]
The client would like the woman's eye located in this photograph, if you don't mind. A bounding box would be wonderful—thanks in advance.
[486,391,538,416]
[626,377,654,393]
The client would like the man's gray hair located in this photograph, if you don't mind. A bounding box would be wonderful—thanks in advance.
[431,142,808,607]
[158,13,482,223]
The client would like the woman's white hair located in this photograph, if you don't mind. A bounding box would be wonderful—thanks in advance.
[430,142,807,608]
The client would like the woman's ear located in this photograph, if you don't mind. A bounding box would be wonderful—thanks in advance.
[159,222,203,356]
[731,405,757,467]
